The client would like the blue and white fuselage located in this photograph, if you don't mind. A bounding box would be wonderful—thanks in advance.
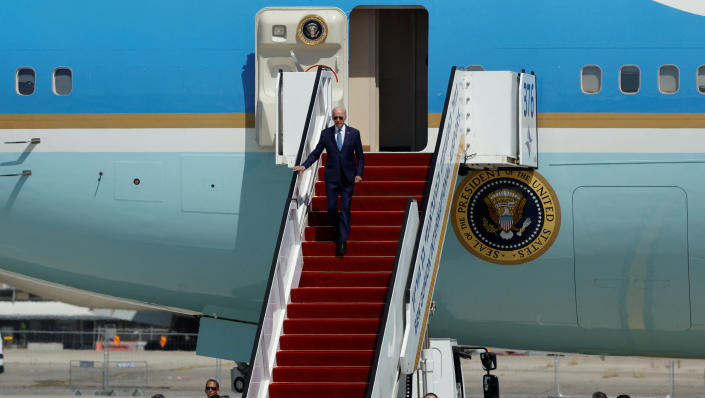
[1,0,705,358]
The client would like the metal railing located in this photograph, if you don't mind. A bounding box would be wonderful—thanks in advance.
[367,199,420,398]
[399,66,467,376]
[244,67,334,398]
[365,67,468,397]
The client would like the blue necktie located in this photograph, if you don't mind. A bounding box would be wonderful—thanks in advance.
[336,129,342,151]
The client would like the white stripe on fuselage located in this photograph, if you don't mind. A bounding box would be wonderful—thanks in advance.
[1,127,704,154]
[539,128,705,153]
[654,0,705,16]
[0,128,266,153]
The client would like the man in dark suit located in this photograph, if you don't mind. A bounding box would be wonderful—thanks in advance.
[293,106,364,255]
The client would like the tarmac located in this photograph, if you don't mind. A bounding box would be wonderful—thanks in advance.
[2,348,705,397]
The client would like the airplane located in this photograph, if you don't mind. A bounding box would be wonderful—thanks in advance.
[1,0,705,368]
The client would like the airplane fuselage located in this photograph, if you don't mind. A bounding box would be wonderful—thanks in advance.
[1,0,705,358]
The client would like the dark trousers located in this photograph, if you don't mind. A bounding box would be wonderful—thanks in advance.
[325,180,354,243]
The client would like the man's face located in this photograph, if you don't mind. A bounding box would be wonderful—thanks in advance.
[333,109,346,129]
[205,381,219,397]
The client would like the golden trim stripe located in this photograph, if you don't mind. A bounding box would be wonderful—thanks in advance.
[0,112,703,129]
[0,113,255,129]
[538,113,705,128]
[429,112,705,128]
[428,113,443,128]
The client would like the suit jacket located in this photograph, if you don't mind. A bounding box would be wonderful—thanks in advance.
[302,125,365,184]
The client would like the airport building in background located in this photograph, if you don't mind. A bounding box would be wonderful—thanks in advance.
[0,284,198,350]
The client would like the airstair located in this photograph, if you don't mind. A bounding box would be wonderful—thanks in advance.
[245,66,537,398]
[265,150,431,397]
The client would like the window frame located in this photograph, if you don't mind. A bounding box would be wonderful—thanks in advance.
[619,64,641,95]
[658,64,679,94]
[52,66,73,96]
[697,65,705,95]
[580,64,602,94]
[15,66,37,96]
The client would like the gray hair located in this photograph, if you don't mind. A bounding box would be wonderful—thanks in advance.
[332,106,346,116]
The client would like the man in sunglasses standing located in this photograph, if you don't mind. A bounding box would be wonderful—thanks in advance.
[294,106,364,256]
[204,379,220,398]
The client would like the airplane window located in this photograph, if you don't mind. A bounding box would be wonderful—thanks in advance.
[698,65,705,94]
[53,67,73,96]
[16,67,36,96]
[581,65,601,94]
[465,65,485,71]
[619,65,640,94]
[658,65,679,94]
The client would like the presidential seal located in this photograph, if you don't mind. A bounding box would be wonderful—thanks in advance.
[297,15,327,45]
[451,169,560,265]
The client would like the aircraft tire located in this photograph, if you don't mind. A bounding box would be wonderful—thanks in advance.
[234,377,245,393]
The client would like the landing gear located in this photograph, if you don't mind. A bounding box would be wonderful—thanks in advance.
[234,376,245,393]
[230,362,251,393]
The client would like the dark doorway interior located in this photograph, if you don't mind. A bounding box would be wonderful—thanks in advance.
[349,7,428,152]
[377,9,428,151]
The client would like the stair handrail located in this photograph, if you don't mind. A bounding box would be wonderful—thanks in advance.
[244,67,333,398]
[366,198,420,398]
[365,66,469,397]
[398,67,467,376]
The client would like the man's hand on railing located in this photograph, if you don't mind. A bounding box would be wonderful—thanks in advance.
[293,165,306,173]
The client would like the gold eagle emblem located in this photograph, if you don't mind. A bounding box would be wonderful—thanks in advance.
[483,189,532,240]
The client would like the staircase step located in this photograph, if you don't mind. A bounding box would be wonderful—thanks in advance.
[284,319,381,335]
[323,152,432,166]
[302,256,396,271]
[276,350,375,366]
[308,211,405,227]
[273,366,371,382]
[267,152,429,398]
[299,272,391,288]
[318,166,429,181]
[303,241,398,257]
[280,334,378,350]
[287,303,384,319]
[316,181,426,196]
[269,382,368,398]
[291,287,387,302]
[311,195,422,212]
[305,226,401,241]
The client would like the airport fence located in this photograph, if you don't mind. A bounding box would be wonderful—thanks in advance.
[462,353,705,398]
[0,329,198,350]
[69,359,149,388]
[5,331,705,396]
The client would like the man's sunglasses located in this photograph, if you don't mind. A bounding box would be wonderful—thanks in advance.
[333,116,344,120]
[206,387,218,391]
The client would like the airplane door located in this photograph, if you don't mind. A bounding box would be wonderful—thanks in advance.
[349,7,428,152]
[573,187,691,331]
[255,8,348,148]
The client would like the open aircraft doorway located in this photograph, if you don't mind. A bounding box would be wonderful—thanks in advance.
[349,6,428,152]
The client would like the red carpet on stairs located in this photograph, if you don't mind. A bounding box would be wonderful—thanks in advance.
[268,152,431,398]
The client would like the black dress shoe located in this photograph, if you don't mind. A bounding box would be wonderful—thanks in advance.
[337,241,347,256]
